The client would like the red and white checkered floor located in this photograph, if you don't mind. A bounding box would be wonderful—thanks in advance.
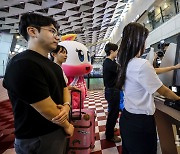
[84,90,122,154]
[0,90,122,154]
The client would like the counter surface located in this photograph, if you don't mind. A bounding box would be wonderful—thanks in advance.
[155,97,180,121]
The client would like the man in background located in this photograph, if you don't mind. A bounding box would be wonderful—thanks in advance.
[103,42,121,143]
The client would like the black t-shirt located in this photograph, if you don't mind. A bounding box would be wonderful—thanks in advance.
[3,50,66,139]
[103,58,119,88]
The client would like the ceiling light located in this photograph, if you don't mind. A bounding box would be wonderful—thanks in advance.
[164,3,168,9]
[20,1,24,4]
[4,5,8,8]
[16,35,20,39]
[136,15,139,19]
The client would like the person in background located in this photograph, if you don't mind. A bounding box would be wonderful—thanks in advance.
[153,42,169,68]
[50,45,68,83]
[3,13,74,154]
[50,44,80,91]
[116,22,180,154]
[155,63,180,74]
[152,42,180,73]
[119,63,180,111]
[103,42,121,143]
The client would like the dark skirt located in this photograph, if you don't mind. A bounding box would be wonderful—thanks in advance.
[120,109,157,154]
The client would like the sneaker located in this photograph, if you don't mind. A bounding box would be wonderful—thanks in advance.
[107,135,121,143]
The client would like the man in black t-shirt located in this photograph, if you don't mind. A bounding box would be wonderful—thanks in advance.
[3,13,74,154]
[103,43,121,143]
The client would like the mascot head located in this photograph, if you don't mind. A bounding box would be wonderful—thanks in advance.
[59,34,92,77]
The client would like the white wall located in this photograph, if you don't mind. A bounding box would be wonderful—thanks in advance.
[0,33,13,76]
[95,0,180,55]
[110,0,155,44]
[99,0,155,56]
[146,13,180,48]
[110,0,180,49]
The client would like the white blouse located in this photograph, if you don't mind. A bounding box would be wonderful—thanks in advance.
[124,58,163,115]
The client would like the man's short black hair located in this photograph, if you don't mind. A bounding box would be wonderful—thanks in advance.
[19,13,59,41]
[104,42,118,56]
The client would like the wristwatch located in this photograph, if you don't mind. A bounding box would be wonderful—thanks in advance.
[63,102,71,109]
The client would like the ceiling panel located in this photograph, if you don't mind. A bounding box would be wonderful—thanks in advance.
[0,0,133,55]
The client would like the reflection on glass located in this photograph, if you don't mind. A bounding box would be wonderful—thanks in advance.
[161,0,176,22]
[138,0,179,32]
[176,0,180,12]
[154,12,163,29]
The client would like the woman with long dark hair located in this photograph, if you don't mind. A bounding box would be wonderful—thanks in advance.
[117,23,180,154]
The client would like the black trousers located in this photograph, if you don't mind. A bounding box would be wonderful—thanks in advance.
[105,88,120,139]
[120,109,157,154]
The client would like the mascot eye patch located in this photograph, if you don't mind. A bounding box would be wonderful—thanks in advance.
[76,49,84,62]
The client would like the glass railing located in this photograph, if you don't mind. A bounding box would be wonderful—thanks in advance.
[140,0,179,32]
[154,12,163,29]
[176,0,180,12]
[161,2,177,22]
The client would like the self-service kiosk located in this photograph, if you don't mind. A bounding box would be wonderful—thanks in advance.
[154,35,180,154]
[146,47,155,65]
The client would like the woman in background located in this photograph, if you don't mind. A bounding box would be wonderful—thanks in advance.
[50,45,79,91]
[117,22,180,154]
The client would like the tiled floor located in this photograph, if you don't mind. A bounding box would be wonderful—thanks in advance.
[0,90,122,154]
[0,90,163,154]
[84,90,122,154]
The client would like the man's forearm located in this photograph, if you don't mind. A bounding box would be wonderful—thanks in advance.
[33,103,71,128]
[57,120,69,128]
[31,97,69,125]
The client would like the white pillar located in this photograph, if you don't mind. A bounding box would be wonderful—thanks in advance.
[0,33,13,76]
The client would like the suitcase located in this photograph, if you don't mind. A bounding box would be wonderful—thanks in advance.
[68,90,96,154]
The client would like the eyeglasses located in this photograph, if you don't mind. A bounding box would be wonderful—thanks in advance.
[40,27,60,37]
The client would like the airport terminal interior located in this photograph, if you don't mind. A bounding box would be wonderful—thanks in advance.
[0,0,180,154]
